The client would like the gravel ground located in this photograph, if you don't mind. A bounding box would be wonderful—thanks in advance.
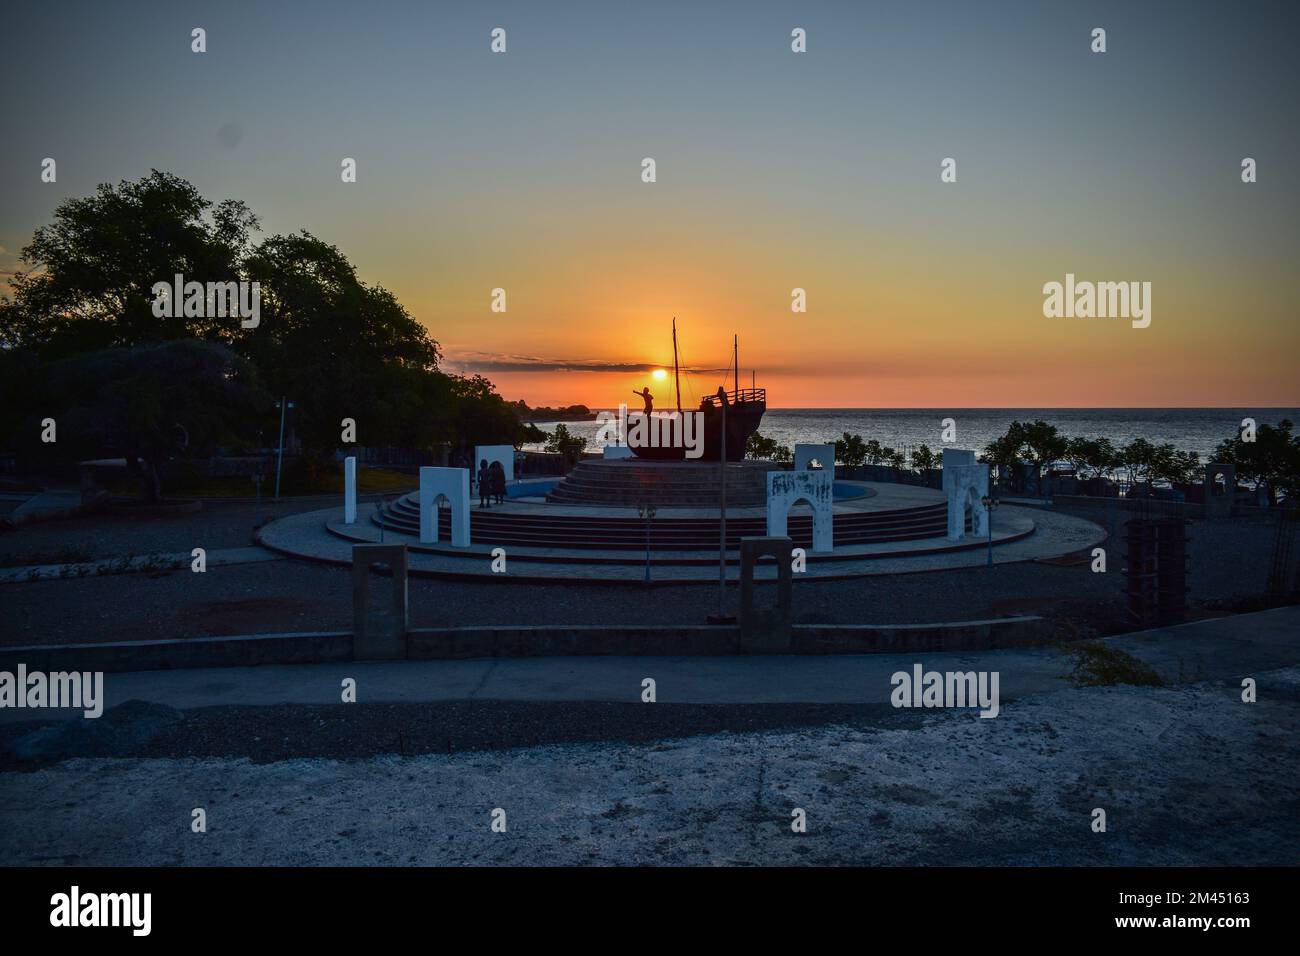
[0,498,340,566]
[0,701,913,770]
[2,667,1295,866]
[0,502,1288,646]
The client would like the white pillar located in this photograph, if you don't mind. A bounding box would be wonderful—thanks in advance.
[344,456,357,525]
[419,467,436,543]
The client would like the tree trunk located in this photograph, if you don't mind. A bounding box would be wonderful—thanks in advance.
[144,459,163,503]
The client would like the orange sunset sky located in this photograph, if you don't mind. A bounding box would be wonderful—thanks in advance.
[2,1,1296,409]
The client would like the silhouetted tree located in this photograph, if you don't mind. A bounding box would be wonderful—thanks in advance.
[1213,419,1300,503]
[10,340,269,501]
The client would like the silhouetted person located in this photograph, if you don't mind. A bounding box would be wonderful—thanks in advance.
[633,387,653,413]
[489,460,506,505]
[478,459,491,509]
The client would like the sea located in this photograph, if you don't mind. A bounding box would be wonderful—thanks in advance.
[527,408,1300,461]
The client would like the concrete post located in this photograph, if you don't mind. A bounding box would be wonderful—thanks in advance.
[351,544,409,660]
[344,455,357,524]
[739,536,794,653]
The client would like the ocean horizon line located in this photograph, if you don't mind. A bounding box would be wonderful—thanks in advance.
[559,405,1300,413]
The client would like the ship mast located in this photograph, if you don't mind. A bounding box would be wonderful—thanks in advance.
[733,334,738,395]
[672,317,682,414]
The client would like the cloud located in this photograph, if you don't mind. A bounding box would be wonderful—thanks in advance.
[445,351,726,375]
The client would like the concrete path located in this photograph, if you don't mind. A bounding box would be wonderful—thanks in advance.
[0,489,81,522]
[260,503,1105,581]
[5,606,1295,721]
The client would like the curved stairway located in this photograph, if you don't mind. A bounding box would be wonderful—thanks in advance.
[371,493,953,551]
[545,459,779,507]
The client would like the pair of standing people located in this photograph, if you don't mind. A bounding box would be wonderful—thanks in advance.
[477,459,506,508]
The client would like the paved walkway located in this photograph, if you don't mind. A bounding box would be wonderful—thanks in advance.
[0,489,81,523]
[259,503,1105,581]
[5,606,1294,721]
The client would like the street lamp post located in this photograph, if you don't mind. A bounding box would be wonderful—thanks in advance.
[252,428,264,529]
[638,502,657,584]
[981,494,1000,567]
[274,398,295,500]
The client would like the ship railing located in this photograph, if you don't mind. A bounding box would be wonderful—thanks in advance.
[699,387,766,408]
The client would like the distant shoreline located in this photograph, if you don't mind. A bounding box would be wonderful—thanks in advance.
[530,406,1297,414]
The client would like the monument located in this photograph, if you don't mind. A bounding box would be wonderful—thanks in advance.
[418,466,470,547]
[351,543,408,660]
[344,455,357,525]
[942,449,989,541]
[474,444,514,483]
[1204,462,1236,517]
[794,443,835,472]
[738,536,794,652]
[766,470,834,553]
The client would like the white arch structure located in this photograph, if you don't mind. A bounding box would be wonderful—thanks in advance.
[419,466,470,547]
[942,450,989,541]
[473,444,515,483]
[766,470,834,553]
[794,443,836,473]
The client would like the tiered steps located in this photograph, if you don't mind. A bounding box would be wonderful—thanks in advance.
[372,493,952,551]
[545,459,778,507]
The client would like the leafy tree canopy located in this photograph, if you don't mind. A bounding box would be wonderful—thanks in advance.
[0,172,540,492]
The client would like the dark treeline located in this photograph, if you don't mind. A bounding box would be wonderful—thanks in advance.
[510,401,596,423]
[746,419,1300,504]
[0,172,541,499]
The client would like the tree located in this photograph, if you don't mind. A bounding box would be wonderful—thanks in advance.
[746,432,779,460]
[980,424,1026,490]
[1019,420,1069,495]
[1119,438,1161,488]
[240,231,443,456]
[1150,446,1201,485]
[1064,436,1120,483]
[11,340,270,501]
[0,170,257,357]
[835,432,867,467]
[978,420,1066,495]
[0,172,543,489]
[545,424,586,467]
[911,444,936,473]
[1213,419,1300,503]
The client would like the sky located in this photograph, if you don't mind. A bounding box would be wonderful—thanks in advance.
[2,0,1297,408]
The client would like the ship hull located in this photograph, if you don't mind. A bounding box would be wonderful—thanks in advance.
[629,397,765,462]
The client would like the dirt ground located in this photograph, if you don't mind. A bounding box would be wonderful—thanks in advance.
[2,667,1296,866]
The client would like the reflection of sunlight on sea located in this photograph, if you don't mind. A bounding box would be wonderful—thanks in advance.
[523,408,1300,461]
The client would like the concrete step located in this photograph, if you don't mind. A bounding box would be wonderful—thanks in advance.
[372,488,955,552]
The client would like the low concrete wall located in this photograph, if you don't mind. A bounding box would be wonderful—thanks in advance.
[1042,494,1207,519]
[794,617,1047,654]
[0,617,1047,672]
[407,625,741,659]
[409,617,1048,658]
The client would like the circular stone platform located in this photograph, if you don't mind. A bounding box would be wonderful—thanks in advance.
[256,481,1109,583]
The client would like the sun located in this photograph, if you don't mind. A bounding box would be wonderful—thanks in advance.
[651,368,668,381]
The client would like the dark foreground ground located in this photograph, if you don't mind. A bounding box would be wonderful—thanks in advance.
[2,667,1296,865]
[1,498,1289,645]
